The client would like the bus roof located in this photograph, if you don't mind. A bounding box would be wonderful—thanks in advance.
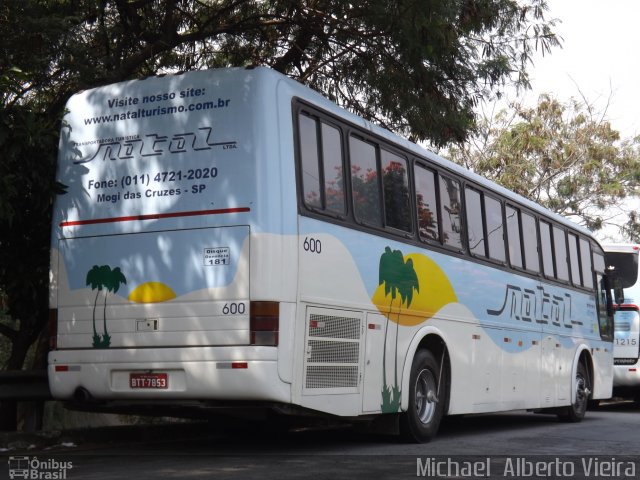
[67,66,598,241]
[602,244,640,253]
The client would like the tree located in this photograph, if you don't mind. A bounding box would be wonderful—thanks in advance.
[447,94,640,237]
[4,0,560,146]
[378,247,419,413]
[0,70,64,430]
[86,265,127,348]
[102,267,127,348]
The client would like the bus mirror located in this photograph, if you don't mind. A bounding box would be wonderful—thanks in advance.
[612,276,624,305]
[614,287,625,305]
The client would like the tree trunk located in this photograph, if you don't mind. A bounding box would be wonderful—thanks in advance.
[0,333,33,431]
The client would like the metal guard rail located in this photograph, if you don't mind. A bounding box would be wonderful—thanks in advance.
[0,370,52,401]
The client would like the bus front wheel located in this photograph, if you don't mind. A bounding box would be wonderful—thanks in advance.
[399,349,447,443]
[558,362,590,422]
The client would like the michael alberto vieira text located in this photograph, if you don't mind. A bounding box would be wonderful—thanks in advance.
[416,457,637,477]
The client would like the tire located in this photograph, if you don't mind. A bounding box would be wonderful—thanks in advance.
[558,362,590,422]
[399,349,447,443]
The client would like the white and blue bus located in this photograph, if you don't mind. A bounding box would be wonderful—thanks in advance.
[604,244,640,403]
[48,67,614,442]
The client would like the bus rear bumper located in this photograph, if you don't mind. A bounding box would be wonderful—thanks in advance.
[48,346,290,404]
[613,362,640,388]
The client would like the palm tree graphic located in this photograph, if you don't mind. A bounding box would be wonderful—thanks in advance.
[86,265,127,348]
[378,247,419,413]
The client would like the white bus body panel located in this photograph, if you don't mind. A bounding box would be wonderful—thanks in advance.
[49,68,299,402]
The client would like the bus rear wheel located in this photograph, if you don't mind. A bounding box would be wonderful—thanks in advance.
[399,349,446,443]
[558,362,590,422]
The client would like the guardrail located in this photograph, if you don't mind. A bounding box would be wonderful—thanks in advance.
[0,370,52,400]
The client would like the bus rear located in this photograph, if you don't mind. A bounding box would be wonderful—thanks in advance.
[604,244,640,402]
[48,68,298,407]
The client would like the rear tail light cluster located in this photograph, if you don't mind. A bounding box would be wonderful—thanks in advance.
[250,301,279,346]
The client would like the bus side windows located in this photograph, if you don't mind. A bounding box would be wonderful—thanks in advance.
[521,212,540,273]
[568,233,582,286]
[553,226,569,282]
[349,135,382,227]
[465,187,485,256]
[415,165,440,243]
[485,195,506,262]
[321,123,345,214]
[299,113,322,209]
[381,149,412,232]
[506,205,523,269]
[464,188,506,262]
[579,238,594,289]
[594,251,614,341]
[539,221,555,278]
[439,175,463,249]
[297,113,346,215]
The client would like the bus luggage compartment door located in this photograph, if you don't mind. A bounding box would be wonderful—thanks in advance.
[55,226,250,349]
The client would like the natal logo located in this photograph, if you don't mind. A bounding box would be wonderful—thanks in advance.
[71,127,236,165]
[372,247,457,412]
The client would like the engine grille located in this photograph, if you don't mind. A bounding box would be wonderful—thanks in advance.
[304,309,362,392]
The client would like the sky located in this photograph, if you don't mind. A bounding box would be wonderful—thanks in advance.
[499,0,640,138]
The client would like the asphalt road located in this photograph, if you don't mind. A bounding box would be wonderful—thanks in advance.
[2,400,639,480]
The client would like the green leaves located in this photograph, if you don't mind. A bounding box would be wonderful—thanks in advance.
[448,94,640,238]
[379,247,420,308]
[86,265,127,349]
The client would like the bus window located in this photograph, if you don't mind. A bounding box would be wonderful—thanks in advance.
[381,150,411,232]
[439,175,462,249]
[299,114,322,209]
[415,165,440,242]
[579,238,594,289]
[553,226,569,281]
[321,123,345,214]
[568,233,582,286]
[298,115,345,214]
[506,205,523,268]
[465,187,485,256]
[350,136,382,226]
[521,212,539,273]
[594,252,614,341]
[540,221,554,278]
[485,195,506,262]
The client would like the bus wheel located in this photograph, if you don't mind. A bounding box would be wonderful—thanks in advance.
[399,349,446,443]
[558,362,590,422]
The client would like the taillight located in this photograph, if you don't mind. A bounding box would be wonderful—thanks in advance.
[49,308,58,350]
[250,301,279,346]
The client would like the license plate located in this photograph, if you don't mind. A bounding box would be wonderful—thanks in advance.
[129,373,168,389]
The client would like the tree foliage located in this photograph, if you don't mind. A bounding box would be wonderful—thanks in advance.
[4,0,559,145]
[447,94,640,237]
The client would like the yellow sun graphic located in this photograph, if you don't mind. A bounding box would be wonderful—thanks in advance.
[128,282,177,303]
[372,253,457,326]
